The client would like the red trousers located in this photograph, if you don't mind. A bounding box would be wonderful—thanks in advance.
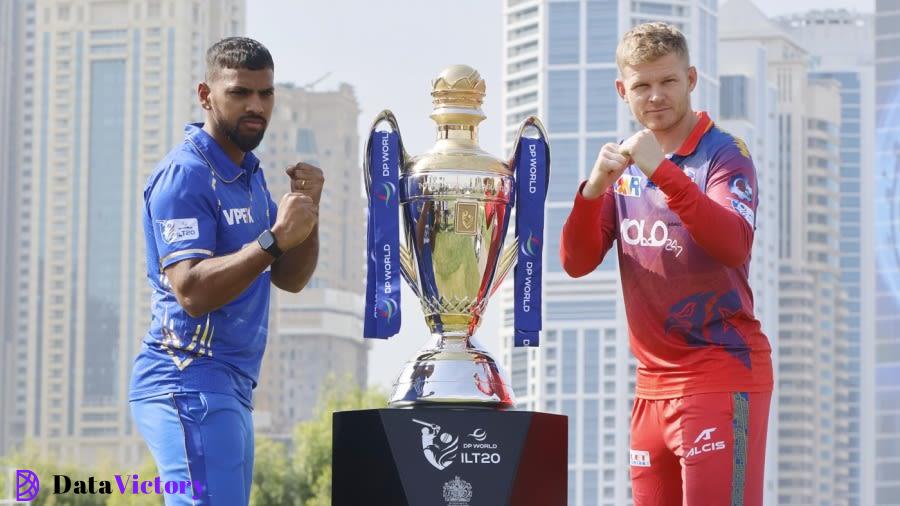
[630,391,771,506]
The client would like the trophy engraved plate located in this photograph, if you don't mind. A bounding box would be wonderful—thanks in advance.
[455,202,478,235]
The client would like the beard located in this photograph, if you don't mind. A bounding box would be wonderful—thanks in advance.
[224,115,267,152]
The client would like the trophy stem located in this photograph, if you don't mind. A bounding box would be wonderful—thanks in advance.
[388,329,516,409]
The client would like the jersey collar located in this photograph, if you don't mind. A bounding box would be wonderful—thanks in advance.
[673,111,714,157]
[184,123,260,183]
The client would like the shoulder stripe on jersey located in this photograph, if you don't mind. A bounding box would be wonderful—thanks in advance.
[159,248,214,267]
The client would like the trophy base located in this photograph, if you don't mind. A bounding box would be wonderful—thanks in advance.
[388,334,516,409]
[333,408,567,506]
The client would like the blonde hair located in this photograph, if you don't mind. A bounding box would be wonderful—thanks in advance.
[616,22,690,70]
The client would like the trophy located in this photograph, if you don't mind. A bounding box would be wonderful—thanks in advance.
[362,65,550,408]
[334,66,564,506]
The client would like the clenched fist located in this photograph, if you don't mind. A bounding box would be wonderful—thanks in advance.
[286,162,325,205]
[582,143,631,200]
[619,129,664,177]
[271,192,318,251]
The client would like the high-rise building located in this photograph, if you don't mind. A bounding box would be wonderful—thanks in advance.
[776,11,875,505]
[721,1,847,504]
[20,0,243,466]
[718,36,780,506]
[0,0,18,458]
[873,1,900,504]
[252,82,368,439]
[499,1,719,504]
[1,0,37,458]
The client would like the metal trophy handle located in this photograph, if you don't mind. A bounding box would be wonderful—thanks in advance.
[363,110,420,298]
[490,115,551,297]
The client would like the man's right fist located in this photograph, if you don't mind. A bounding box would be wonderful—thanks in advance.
[271,193,318,251]
[582,142,630,199]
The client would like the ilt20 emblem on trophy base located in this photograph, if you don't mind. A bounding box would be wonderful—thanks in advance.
[363,65,550,408]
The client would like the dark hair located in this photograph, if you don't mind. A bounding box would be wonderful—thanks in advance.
[205,37,274,80]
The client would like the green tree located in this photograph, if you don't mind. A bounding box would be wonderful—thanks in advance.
[247,437,295,505]
[249,381,386,505]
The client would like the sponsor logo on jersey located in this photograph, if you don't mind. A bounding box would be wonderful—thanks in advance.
[630,449,651,467]
[615,174,644,198]
[158,218,199,244]
[620,219,683,257]
[223,207,254,225]
[686,427,727,458]
[730,199,755,226]
[729,175,753,202]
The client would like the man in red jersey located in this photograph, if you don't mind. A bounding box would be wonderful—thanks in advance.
[560,22,773,505]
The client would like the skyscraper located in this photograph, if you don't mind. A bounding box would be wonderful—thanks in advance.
[20,0,243,466]
[873,1,900,504]
[252,82,368,439]
[777,11,875,505]
[499,1,719,504]
[1,0,37,458]
[718,35,780,505]
[721,0,847,503]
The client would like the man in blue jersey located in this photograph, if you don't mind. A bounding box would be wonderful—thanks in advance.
[130,37,322,505]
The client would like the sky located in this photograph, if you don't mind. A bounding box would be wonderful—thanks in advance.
[246,0,874,390]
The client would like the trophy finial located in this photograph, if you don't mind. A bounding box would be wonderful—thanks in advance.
[431,65,486,113]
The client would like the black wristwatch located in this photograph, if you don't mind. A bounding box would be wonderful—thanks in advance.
[257,229,283,259]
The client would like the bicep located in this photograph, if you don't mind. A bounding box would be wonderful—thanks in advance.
[705,154,758,230]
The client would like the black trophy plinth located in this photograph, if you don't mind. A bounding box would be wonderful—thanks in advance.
[332,408,566,506]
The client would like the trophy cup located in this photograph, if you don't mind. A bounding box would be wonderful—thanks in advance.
[369,64,547,408]
[333,65,567,506]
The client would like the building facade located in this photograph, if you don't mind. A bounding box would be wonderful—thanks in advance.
[718,36,780,505]
[873,1,900,504]
[722,1,848,503]
[778,11,876,505]
[18,0,243,466]
[252,83,368,439]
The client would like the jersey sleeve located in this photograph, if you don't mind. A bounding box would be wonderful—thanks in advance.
[649,146,757,268]
[560,181,619,277]
[146,163,219,269]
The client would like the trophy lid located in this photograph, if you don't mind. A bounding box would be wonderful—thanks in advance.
[430,65,486,124]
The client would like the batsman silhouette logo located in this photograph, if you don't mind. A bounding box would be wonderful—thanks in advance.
[414,419,460,470]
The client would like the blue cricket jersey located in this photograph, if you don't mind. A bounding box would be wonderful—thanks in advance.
[130,123,279,407]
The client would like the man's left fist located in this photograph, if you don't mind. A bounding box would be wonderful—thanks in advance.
[286,162,325,205]
[619,129,665,177]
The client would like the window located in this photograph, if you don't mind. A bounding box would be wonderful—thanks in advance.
[548,3,579,64]
[720,75,748,120]
[586,70,617,131]
[549,139,578,201]
[548,71,579,133]
[562,330,578,393]
[584,330,600,393]
[587,1,618,62]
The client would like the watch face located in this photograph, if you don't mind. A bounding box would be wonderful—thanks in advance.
[259,231,275,249]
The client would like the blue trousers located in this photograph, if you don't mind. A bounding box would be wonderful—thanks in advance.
[131,392,254,506]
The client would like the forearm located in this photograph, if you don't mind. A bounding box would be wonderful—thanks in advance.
[560,182,618,277]
[169,246,275,317]
[271,224,319,293]
[650,160,753,267]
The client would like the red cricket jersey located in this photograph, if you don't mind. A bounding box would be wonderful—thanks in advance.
[560,111,773,399]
